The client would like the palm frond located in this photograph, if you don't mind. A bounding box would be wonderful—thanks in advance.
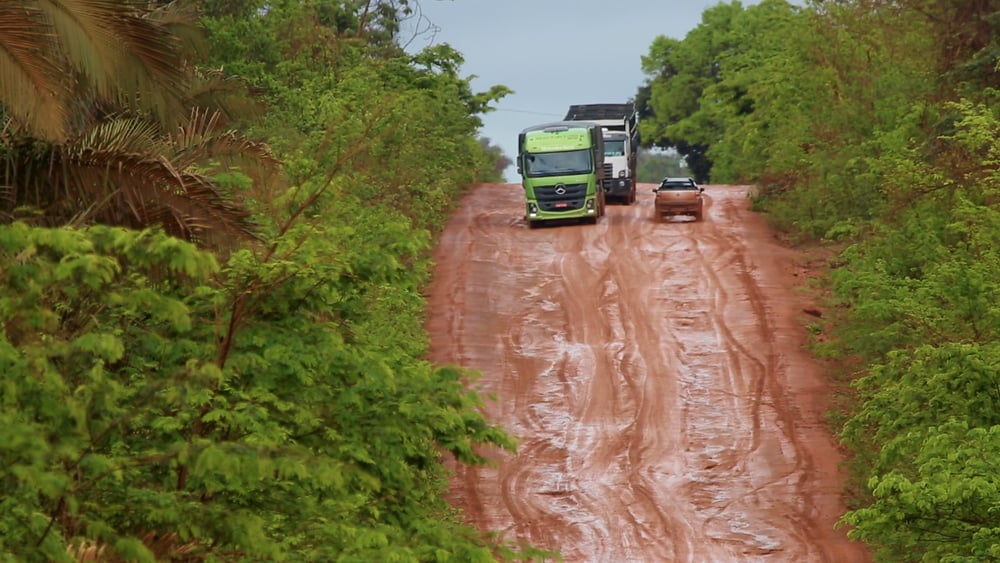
[185,67,265,124]
[171,107,278,170]
[76,115,166,155]
[103,1,191,122]
[147,0,209,61]
[67,118,258,243]
[3,116,258,245]
[1,2,274,248]
[0,3,69,140]
[37,0,189,126]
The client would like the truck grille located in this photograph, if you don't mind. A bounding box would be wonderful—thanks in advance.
[533,183,588,211]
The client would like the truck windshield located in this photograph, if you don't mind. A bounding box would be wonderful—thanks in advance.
[524,149,592,177]
[604,140,626,157]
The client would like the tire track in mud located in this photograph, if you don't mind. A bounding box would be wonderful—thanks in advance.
[552,209,685,562]
[673,205,796,556]
[426,183,870,563]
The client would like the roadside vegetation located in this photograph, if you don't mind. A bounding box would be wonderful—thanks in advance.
[0,1,544,561]
[638,0,1000,560]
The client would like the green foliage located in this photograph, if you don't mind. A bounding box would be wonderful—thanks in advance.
[764,2,940,237]
[638,0,952,237]
[201,3,510,232]
[638,2,747,181]
[0,223,220,561]
[828,100,1000,361]
[842,419,1000,562]
[0,218,518,559]
[827,98,1000,559]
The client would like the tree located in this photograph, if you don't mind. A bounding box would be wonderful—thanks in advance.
[0,0,264,244]
[636,148,689,182]
[637,1,747,183]
[0,0,189,141]
[479,137,512,182]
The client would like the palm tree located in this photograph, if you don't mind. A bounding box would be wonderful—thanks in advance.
[0,0,266,243]
[0,0,192,141]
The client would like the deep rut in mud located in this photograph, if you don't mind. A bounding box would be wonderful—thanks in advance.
[426,183,871,562]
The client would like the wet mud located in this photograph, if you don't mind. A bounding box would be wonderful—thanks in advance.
[426,183,871,563]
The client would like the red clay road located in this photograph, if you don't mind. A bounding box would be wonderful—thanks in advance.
[426,183,872,562]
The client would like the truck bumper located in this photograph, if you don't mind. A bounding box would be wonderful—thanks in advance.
[526,197,599,222]
[655,203,703,217]
[603,178,633,196]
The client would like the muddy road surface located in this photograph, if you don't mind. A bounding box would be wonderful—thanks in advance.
[426,183,870,562]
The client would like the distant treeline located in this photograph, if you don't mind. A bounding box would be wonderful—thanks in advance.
[637,148,691,182]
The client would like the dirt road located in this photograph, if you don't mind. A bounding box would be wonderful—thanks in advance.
[426,183,871,562]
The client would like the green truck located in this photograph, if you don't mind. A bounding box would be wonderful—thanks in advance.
[516,121,607,228]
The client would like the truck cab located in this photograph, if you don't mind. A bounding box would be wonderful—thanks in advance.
[602,131,634,204]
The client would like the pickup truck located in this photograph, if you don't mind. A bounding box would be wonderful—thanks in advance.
[653,177,704,221]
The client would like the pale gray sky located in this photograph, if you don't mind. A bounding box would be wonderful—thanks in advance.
[402,0,761,181]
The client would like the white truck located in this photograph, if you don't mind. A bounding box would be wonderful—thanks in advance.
[564,103,640,205]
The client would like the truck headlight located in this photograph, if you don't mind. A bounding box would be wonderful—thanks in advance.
[618,170,626,178]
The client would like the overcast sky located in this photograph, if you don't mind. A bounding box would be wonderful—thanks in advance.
[401,0,761,181]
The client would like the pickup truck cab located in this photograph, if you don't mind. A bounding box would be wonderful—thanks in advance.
[653,177,704,221]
